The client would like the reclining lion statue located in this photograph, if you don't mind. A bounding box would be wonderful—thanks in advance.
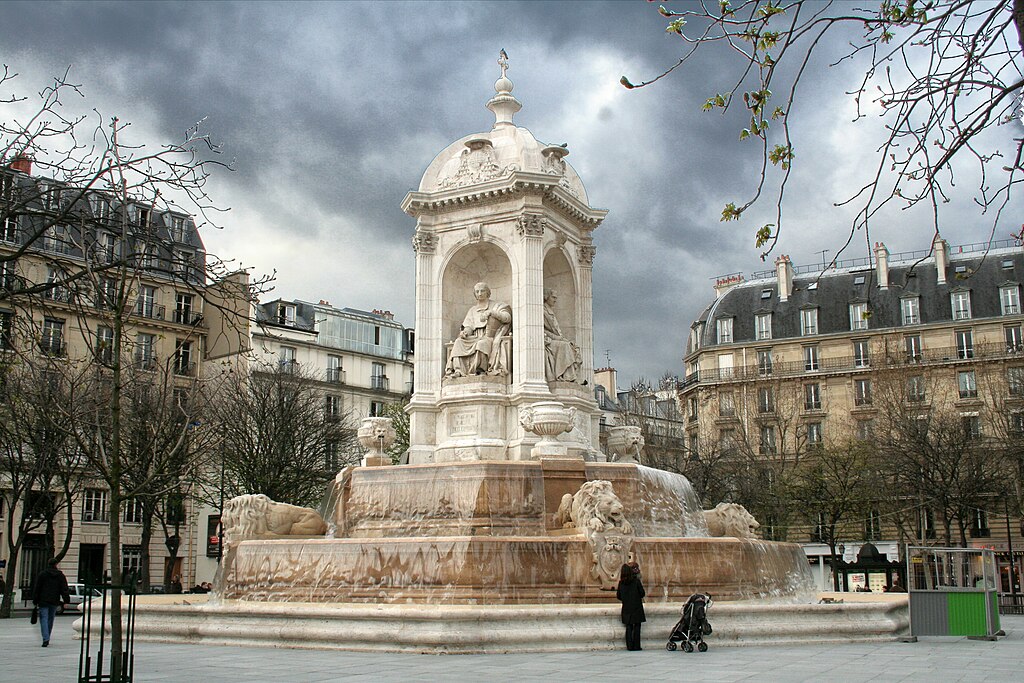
[556,480,633,535]
[703,502,760,539]
[222,493,328,547]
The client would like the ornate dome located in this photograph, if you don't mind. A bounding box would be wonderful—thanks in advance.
[416,54,589,204]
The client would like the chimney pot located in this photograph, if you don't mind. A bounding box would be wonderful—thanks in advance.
[9,154,31,175]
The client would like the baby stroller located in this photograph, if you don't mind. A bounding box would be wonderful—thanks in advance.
[666,592,713,652]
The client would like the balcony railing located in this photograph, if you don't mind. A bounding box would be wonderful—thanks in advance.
[174,361,196,377]
[371,375,390,391]
[135,303,165,320]
[39,339,66,356]
[682,341,1024,390]
[173,310,203,325]
[325,368,346,384]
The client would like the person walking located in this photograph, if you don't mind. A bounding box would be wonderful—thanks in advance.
[32,558,70,647]
[616,562,646,651]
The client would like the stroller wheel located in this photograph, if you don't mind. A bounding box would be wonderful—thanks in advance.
[697,642,708,652]
[682,641,694,653]
[666,642,677,651]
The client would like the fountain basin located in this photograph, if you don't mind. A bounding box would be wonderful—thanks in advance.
[337,461,706,539]
[221,535,812,604]
[94,597,909,653]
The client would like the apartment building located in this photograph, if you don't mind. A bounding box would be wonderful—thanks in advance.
[252,299,414,419]
[0,158,246,598]
[681,234,1024,592]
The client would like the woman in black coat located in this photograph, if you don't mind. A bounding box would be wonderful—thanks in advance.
[615,562,646,650]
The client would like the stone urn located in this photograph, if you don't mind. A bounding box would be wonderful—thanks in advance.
[519,401,577,458]
[358,416,396,466]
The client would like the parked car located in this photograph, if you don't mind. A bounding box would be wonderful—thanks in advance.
[62,584,102,614]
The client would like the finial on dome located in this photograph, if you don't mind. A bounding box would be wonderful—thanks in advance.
[487,49,521,128]
[498,49,509,80]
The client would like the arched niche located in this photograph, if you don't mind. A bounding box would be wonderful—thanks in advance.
[543,247,577,341]
[441,241,514,350]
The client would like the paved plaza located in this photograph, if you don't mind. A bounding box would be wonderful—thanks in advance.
[2,613,1021,682]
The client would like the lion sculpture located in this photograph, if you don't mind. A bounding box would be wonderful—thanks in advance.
[555,480,635,589]
[555,480,634,536]
[222,494,328,547]
[703,502,760,539]
[606,426,644,464]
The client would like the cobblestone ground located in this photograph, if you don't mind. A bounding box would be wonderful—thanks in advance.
[2,612,1021,682]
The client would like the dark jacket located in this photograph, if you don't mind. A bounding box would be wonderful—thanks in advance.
[33,567,70,607]
[616,578,646,625]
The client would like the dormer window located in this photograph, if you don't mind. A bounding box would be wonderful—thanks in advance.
[755,312,772,340]
[800,308,818,336]
[951,291,972,320]
[170,215,186,242]
[277,303,296,327]
[849,302,868,331]
[136,206,150,227]
[716,318,733,344]
[901,296,920,325]
[1000,285,1020,315]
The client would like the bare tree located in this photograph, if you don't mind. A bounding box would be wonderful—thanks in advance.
[1,66,261,679]
[873,364,1012,546]
[0,360,83,617]
[206,364,360,509]
[623,1,1024,262]
[789,438,881,589]
[113,366,212,593]
[381,399,410,464]
[718,374,812,540]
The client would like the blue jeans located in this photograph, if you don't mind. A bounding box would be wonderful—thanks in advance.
[38,604,58,643]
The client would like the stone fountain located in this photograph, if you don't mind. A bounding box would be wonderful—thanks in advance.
[105,55,908,651]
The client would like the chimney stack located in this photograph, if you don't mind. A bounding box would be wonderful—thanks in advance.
[874,242,890,290]
[594,367,617,399]
[9,154,31,175]
[775,254,794,302]
[713,273,744,298]
[934,233,949,284]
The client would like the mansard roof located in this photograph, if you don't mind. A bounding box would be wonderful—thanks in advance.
[698,245,1024,349]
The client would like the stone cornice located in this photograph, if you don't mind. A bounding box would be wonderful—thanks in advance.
[401,171,607,231]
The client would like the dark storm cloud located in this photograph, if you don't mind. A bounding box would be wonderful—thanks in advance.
[4,1,1020,383]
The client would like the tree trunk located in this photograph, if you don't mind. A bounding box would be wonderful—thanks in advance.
[828,540,841,591]
[139,505,155,593]
[55,489,74,563]
[107,314,124,683]
[1013,0,1024,59]
[0,554,19,619]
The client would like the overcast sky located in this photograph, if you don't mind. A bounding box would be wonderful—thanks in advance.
[4,1,1022,384]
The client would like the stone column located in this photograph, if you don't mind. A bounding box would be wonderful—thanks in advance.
[408,227,440,463]
[515,213,550,395]
[577,242,597,384]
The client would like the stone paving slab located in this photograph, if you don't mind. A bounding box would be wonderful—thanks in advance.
[3,613,1021,682]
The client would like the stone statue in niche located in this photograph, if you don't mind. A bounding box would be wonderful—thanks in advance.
[444,281,512,378]
[543,289,582,383]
